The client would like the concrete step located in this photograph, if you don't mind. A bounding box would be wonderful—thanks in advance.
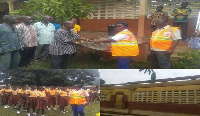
[100,110,148,116]
[100,108,199,116]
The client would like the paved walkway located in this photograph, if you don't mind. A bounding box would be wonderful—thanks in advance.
[100,107,199,116]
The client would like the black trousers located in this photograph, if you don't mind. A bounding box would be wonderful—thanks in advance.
[35,44,50,60]
[173,22,188,41]
[150,50,171,69]
[51,54,69,69]
[19,46,36,67]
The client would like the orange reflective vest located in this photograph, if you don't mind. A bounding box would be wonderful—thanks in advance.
[150,26,178,51]
[111,30,139,56]
[69,90,87,105]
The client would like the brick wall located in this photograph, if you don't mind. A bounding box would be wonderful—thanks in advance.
[128,102,200,115]
[80,18,198,37]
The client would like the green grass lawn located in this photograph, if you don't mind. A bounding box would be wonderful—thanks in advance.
[22,48,200,69]
[23,51,119,69]
[22,47,152,69]
[0,102,100,116]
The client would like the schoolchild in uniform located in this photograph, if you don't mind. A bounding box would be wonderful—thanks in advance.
[47,86,57,110]
[17,86,27,114]
[36,87,48,116]
[58,87,69,113]
[8,86,19,109]
[26,85,38,116]
[2,86,12,108]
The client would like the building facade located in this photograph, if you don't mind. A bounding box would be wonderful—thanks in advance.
[1,0,199,37]
[81,0,200,36]
[100,75,200,115]
[0,0,25,22]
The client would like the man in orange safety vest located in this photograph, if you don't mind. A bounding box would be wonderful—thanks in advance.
[150,18,181,68]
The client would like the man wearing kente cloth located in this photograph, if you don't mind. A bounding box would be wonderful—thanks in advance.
[172,2,191,42]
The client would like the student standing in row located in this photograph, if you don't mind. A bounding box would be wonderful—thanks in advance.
[36,87,48,116]
[58,87,69,114]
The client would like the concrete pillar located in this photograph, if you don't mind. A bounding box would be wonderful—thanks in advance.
[7,0,15,13]
[129,89,133,102]
[129,89,133,113]
[135,0,149,62]
[138,0,148,39]
[128,88,136,114]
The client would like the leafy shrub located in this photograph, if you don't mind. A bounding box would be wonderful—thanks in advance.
[172,50,200,68]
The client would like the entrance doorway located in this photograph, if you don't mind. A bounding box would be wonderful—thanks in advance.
[0,2,9,23]
[115,95,123,108]
[114,92,128,108]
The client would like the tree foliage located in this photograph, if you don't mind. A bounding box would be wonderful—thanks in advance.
[139,69,156,83]
[12,0,95,22]
[100,79,106,86]
[0,69,99,86]
[139,69,154,75]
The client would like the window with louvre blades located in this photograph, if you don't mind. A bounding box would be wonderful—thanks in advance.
[148,0,200,18]
[133,91,158,103]
[90,0,200,19]
[160,90,200,104]
[99,93,107,101]
[91,0,140,19]
[133,89,200,104]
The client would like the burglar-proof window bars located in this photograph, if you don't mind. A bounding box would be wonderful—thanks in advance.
[90,0,200,19]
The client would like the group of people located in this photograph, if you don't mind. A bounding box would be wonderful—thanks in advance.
[149,2,194,68]
[150,2,192,42]
[0,15,81,69]
[94,17,181,69]
[94,2,193,69]
[0,2,197,69]
[0,85,99,116]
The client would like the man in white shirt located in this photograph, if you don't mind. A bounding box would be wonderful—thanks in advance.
[150,18,181,68]
[34,16,55,61]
